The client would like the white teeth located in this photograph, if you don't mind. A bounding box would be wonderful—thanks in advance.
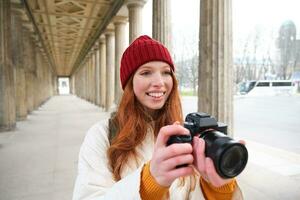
[147,92,164,98]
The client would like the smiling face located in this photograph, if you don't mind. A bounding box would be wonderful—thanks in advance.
[133,61,174,112]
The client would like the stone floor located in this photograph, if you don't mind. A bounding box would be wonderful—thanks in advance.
[0,95,299,200]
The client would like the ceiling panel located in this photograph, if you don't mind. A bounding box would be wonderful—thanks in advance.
[26,0,113,76]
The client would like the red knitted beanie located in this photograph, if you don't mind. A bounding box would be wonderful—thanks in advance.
[120,35,174,89]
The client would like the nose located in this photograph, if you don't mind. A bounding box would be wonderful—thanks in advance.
[151,72,164,87]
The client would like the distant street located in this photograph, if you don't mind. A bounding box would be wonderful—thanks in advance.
[181,95,300,154]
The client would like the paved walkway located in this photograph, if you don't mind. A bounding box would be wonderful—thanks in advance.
[0,95,299,200]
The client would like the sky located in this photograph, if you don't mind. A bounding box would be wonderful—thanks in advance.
[233,0,300,59]
[233,0,300,36]
[141,0,300,60]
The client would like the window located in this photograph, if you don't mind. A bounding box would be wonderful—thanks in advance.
[272,82,292,86]
[256,82,270,87]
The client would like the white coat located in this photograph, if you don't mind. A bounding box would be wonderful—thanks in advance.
[72,120,243,200]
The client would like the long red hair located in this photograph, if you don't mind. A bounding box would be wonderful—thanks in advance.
[107,72,183,181]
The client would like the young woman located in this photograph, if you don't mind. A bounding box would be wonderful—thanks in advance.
[72,35,243,200]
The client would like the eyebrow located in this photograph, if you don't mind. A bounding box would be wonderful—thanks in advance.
[139,65,171,70]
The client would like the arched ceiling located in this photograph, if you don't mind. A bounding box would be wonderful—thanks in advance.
[24,0,124,76]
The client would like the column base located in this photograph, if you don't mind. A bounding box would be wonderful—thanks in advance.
[0,123,16,132]
[17,116,27,121]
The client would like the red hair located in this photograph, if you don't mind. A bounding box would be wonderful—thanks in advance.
[107,72,183,181]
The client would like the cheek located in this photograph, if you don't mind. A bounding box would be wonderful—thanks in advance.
[133,77,145,97]
[166,77,174,91]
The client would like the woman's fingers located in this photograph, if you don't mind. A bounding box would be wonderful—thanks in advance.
[150,123,193,187]
[152,123,243,187]
[164,143,193,159]
[204,157,233,187]
[193,137,206,173]
[194,138,235,187]
[161,154,194,171]
[150,146,193,186]
[238,139,246,145]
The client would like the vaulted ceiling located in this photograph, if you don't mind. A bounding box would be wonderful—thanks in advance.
[24,0,124,76]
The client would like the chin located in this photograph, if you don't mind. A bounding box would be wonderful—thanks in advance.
[147,104,165,110]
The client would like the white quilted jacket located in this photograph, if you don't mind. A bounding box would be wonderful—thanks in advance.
[72,120,243,200]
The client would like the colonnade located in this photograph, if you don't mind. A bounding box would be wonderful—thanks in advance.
[0,1,56,131]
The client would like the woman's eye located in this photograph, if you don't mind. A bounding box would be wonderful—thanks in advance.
[140,71,151,76]
[163,71,172,75]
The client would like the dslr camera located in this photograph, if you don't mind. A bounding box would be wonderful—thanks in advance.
[167,112,248,178]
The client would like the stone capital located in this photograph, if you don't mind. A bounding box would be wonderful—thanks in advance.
[86,52,92,58]
[99,36,106,44]
[125,0,147,8]
[99,37,105,46]
[93,41,99,50]
[113,16,128,25]
[104,28,115,36]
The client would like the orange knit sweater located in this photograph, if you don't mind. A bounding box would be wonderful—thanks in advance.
[140,162,236,200]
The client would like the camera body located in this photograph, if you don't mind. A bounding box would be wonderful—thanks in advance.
[167,112,248,178]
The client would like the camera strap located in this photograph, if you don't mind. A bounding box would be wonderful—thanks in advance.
[108,112,119,145]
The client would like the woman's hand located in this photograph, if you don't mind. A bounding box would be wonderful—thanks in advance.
[150,122,194,187]
[192,137,246,187]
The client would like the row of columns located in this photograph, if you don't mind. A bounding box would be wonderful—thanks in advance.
[73,29,120,112]
[0,1,56,131]
[72,0,150,112]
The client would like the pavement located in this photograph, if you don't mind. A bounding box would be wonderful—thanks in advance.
[0,95,299,200]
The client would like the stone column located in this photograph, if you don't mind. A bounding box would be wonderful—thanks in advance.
[72,74,76,95]
[84,61,88,99]
[35,46,43,107]
[198,0,234,135]
[80,66,84,98]
[79,63,83,98]
[114,16,127,104]
[87,54,92,102]
[0,1,16,131]
[91,50,96,104]
[30,37,39,110]
[11,11,27,120]
[105,29,115,111]
[72,73,77,97]
[152,0,171,49]
[70,75,74,95]
[87,59,90,100]
[94,43,101,106]
[23,33,37,113]
[99,37,106,108]
[44,62,50,98]
[126,0,146,43]
[74,69,79,97]
[53,74,58,95]
[82,65,86,98]
[85,57,89,100]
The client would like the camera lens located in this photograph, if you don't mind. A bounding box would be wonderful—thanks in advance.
[219,143,248,178]
[200,130,248,178]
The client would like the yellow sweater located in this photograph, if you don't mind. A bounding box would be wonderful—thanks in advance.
[140,162,236,200]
